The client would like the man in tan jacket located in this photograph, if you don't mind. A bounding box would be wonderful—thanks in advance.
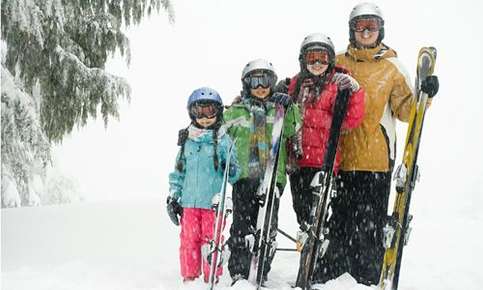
[312,2,439,287]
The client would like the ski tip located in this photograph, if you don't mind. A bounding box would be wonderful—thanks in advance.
[417,47,437,76]
[419,47,437,59]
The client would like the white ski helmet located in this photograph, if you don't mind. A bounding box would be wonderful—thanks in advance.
[241,58,277,80]
[349,2,385,45]
[349,2,384,21]
[241,58,278,92]
[299,33,336,70]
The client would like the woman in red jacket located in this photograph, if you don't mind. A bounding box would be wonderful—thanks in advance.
[279,33,365,250]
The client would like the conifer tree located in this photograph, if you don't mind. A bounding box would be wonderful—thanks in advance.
[1,0,174,207]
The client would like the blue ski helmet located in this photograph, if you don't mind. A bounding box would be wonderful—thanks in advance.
[187,87,223,108]
[187,87,224,121]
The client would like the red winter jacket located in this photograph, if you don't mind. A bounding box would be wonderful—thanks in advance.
[287,66,365,173]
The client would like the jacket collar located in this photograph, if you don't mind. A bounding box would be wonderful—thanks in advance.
[346,43,397,63]
[232,96,274,112]
[187,124,225,143]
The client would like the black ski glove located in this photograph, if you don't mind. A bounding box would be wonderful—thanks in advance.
[270,92,292,108]
[274,77,291,94]
[421,75,439,98]
[166,196,183,226]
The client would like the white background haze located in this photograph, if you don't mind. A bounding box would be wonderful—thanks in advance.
[2,0,483,289]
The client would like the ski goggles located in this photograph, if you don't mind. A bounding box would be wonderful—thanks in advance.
[190,103,220,119]
[243,72,275,90]
[304,50,330,65]
[352,17,381,33]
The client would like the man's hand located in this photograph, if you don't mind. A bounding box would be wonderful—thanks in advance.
[421,75,439,98]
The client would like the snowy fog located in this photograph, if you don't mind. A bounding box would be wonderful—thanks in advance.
[2,0,483,290]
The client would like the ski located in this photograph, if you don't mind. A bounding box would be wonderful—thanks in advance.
[248,103,286,289]
[207,138,236,290]
[295,89,352,290]
[378,47,437,290]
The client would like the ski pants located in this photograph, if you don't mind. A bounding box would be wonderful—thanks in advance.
[289,167,321,229]
[179,208,223,281]
[227,178,282,280]
[313,171,391,286]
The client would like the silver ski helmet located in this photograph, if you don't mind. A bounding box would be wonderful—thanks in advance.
[299,33,336,71]
[241,58,278,94]
[349,2,385,45]
[187,87,223,121]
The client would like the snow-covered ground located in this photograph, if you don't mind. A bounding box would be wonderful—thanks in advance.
[1,198,363,290]
[2,196,483,290]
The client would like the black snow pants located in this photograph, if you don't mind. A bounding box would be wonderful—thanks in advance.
[227,178,282,281]
[289,167,321,229]
[313,170,391,286]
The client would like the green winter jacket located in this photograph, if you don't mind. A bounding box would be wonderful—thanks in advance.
[223,98,301,188]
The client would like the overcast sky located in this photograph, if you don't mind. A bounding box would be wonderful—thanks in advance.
[53,0,482,215]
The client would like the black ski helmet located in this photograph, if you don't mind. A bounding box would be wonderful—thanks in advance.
[349,2,385,46]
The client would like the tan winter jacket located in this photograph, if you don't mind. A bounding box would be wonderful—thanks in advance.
[336,44,415,172]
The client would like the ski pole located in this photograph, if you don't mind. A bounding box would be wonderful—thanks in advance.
[276,248,298,252]
[277,228,297,244]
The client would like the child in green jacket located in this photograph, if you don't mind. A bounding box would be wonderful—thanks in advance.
[223,59,301,285]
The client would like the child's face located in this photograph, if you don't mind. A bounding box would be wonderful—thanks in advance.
[307,63,329,76]
[250,87,271,100]
[196,116,217,128]
[304,49,330,76]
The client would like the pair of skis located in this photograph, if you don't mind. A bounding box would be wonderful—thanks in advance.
[208,103,287,290]
[295,89,352,290]
[248,103,286,290]
[207,138,236,290]
[378,47,438,290]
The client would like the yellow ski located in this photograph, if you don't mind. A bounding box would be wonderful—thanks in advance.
[378,47,437,290]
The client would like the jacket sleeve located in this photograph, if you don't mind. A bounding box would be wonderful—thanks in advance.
[283,103,302,138]
[168,150,185,199]
[341,87,365,130]
[223,106,238,137]
[390,64,416,122]
[220,135,241,185]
